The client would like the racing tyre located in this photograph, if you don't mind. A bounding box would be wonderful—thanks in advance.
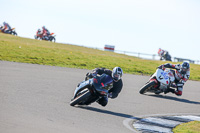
[52,37,56,42]
[12,31,17,36]
[70,90,91,106]
[50,37,56,42]
[139,81,156,94]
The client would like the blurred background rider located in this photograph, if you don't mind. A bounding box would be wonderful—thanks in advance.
[2,22,11,33]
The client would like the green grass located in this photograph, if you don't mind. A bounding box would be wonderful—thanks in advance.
[173,121,200,133]
[0,33,200,81]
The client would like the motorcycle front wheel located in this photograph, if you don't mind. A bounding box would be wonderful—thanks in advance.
[12,31,17,36]
[70,90,91,106]
[139,81,156,94]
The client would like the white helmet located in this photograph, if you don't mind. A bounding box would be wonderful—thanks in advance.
[112,67,123,82]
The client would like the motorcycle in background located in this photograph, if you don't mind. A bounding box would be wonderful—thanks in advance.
[70,74,113,106]
[139,68,175,95]
[158,48,172,61]
[34,32,56,42]
[0,26,17,35]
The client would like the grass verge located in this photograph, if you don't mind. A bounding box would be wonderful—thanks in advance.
[173,121,200,133]
[0,33,200,81]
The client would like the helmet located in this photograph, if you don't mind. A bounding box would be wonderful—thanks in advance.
[112,67,123,82]
[3,22,6,25]
[42,26,45,29]
[180,61,190,74]
[38,29,41,31]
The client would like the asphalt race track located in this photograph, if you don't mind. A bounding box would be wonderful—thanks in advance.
[0,61,200,133]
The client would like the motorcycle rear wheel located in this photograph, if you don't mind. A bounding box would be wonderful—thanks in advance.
[51,37,56,42]
[139,81,156,94]
[70,90,91,106]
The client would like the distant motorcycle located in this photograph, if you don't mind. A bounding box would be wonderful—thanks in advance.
[0,27,17,35]
[139,68,175,95]
[70,74,113,106]
[34,33,56,42]
[158,50,172,61]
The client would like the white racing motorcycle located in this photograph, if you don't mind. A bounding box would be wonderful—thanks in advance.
[139,68,175,94]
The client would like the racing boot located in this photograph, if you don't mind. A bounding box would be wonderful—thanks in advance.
[164,88,175,94]
[96,96,108,107]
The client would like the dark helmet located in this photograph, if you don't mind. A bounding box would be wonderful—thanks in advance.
[181,61,190,74]
[112,67,123,82]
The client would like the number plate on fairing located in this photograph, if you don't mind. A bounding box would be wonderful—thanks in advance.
[161,72,169,80]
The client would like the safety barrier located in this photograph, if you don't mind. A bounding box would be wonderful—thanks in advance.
[83,46,200,64]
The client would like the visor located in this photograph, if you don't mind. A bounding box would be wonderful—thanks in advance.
[182,68,187,72]
[113,74,120,82]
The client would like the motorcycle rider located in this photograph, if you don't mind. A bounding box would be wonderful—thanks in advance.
[157,61,190,96]
[158,48,165,60]
[2,22,11,33]
[158,48,170,61]
[42,26,50,40]
[37,29,42,35]
[86,67,123,106]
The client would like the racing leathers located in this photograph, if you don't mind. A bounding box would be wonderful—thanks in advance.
[87,68,123,106]
[158,63,190,96]
[42,27,50,40]
[3,22,11,33]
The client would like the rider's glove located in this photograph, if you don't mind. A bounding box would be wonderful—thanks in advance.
[92,72,97,77]
[86,72,94,79]
[157,65,164,69]
[175,64,181,70]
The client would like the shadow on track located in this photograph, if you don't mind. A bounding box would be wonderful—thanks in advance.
[77,106,140,119]
[147,94,200,104]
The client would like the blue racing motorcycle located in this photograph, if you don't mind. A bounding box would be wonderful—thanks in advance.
[70,74,113,106]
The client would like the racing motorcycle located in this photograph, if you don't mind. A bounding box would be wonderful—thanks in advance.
[70,74,113,106]
[34,33,56,42]
[139,68,175,95]
[0,27,17,35]
[158,50,172,61]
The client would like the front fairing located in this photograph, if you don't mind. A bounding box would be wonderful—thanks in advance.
[92,74,113,96]
[73,79,92,97]
[155,69,170,86]
[155,68,175,91]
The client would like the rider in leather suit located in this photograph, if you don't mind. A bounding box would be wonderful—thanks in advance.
[86,67,123,106]
[158,61,190,96]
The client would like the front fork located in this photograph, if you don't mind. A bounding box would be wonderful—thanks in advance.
[149,78,159,89]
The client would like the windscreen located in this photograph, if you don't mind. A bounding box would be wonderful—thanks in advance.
[93,74,113,90]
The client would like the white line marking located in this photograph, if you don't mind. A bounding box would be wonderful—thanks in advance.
[140,117,181,127]
[123,114,200,133]
[174,115,200,121]
[133,123,173,133]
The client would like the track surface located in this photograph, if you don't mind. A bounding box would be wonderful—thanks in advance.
[0,61,200,133]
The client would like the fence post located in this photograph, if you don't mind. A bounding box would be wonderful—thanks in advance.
[152,54,155,60]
